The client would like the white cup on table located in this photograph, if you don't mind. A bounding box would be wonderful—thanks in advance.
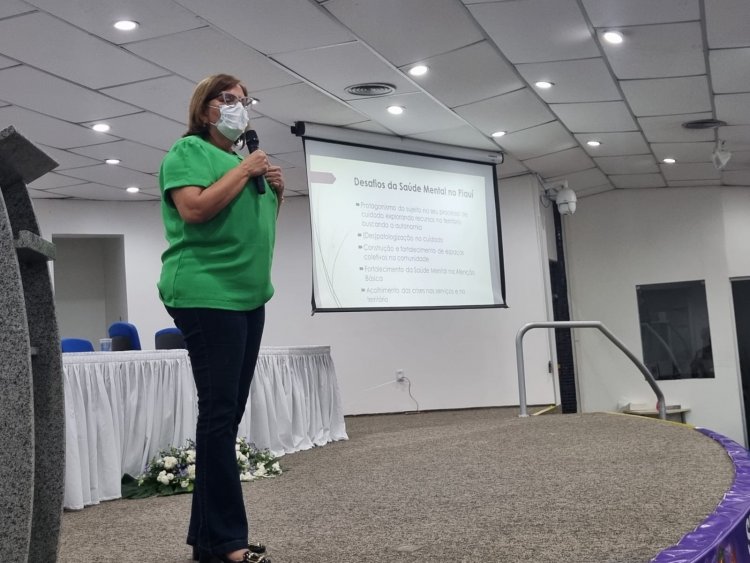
[99,338,112,352]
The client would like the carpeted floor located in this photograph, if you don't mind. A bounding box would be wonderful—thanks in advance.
[58,408,734,562]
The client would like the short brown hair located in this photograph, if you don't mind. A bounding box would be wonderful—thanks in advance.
[184,74,248,138]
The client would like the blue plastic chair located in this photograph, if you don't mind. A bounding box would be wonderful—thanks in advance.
[108,322,142,351]
[61,338,95,353]
[155,327,186,350]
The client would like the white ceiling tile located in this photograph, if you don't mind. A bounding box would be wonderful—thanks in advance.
[610,174,666,188]
[522,147,595,178]
[710,48,750,94]
[0,0,35,18]
[651,142,714,163]
[101,76,195,124]
[718,126,750,152]
[249,117,304,156]
[251,83,366,128]
[661,162,721,181]
[601,22,705,79]
[594,155,659,174]
[0,55,17,69]
[548,167,610,190]
[581,0,700,27]
[0,106,116,148]
[36,145,101,170]
[70,141,167,174]
[401,42,524,108]
[0,66,138,122]
[517,59,621,103]
[275,42,417,102]
[324,0,484,66]
[639,112,715,142]
[28,172,86,190]
[621,76,711,117]
[24,0,205,43]
[705,0,750,48]
[716,94,750,126]
[497,155,528,178]
[349,92,466,136]
[410,125,502,152]
[28,188,68,200]
[667,179,722,187]
[84,112,185,151]
[724,150,750,170]
[48,182,158,200]
[176,0,354,55]
[574,132,650,156]
[454,89,554,136]
[126,27,298,89]
[271,151,306,169]
[498,122,577,161]
[550,101,637,132]
[59,164,158,190]
[0,12,167,89]
[577,185,614,197]
[279,166,309,193]
[722,170,750,186]
[468,0,599,63]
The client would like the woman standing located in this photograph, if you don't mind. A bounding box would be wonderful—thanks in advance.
[158,74,283,563]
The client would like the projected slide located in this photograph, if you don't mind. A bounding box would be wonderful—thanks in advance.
[305,138,505,311]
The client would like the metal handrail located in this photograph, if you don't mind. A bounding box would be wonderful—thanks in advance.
[515,321,666,420]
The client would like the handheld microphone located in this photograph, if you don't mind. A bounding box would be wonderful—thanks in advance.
[243,129,265,194]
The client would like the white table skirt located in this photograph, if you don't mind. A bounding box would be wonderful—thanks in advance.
[63,346,348,510]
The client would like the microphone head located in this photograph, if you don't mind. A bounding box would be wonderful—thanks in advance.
[244,129,259,151]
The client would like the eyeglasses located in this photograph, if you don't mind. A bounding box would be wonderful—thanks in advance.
[213,92,256,107]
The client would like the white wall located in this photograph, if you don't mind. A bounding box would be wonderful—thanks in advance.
[35,173,556,415]
[564,187,747,444]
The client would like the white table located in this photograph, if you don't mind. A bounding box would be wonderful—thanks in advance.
[62,346,348,510]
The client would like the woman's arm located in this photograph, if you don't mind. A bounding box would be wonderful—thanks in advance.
[171,150,269,224]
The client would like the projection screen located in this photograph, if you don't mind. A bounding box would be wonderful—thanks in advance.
[299,125,506,313]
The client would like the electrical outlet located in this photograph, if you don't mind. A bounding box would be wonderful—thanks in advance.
[395,369,406,382]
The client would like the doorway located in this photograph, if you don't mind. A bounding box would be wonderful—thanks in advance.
[731,279,750,444]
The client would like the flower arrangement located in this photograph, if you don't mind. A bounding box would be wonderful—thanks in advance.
[121,437,282,498]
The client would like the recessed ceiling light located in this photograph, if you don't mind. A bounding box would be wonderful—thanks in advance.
[491,131,507,138]
[663,158,676,164]
[586,140,601,147]
[92,123,110,132]
[249,98,259,105]
[535,81,554,89]
[408,65,429,77]
[387,105,405,115]
[114,20,139,31]
[105,158,120,165]
[126,186,140,193]
[602,31,624,44]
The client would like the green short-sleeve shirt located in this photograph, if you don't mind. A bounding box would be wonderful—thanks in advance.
[157,135,277,311]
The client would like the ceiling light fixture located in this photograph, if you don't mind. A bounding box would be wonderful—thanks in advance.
[586,140,601,147]
[408,65,429,77]
[491,131,506,138]
[114,20,139,31]
[602,30,624,44]
[387,105,405,115]
[105,158,120,165]
[663,158,676,164]
[92,123,110,132]
[126,186,140,193]
[712,140,732,170]
[535,81,554,89]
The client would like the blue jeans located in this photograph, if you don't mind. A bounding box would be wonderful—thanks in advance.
[166,306,265,555]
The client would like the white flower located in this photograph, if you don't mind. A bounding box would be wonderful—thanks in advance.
[180,479,190,488]
[163,456,178,470]
[186,450,196,464]
[187,464,196,479]
[271,462,281,473]
[157,470,171,485]
[235,444,241,451]
[239,472,254,482]
[253,464,267,477]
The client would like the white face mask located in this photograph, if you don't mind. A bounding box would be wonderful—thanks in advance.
[212,102,250,141]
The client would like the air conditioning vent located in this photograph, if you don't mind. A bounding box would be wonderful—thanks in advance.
[681,119,727,129]
[345,83,396,97]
